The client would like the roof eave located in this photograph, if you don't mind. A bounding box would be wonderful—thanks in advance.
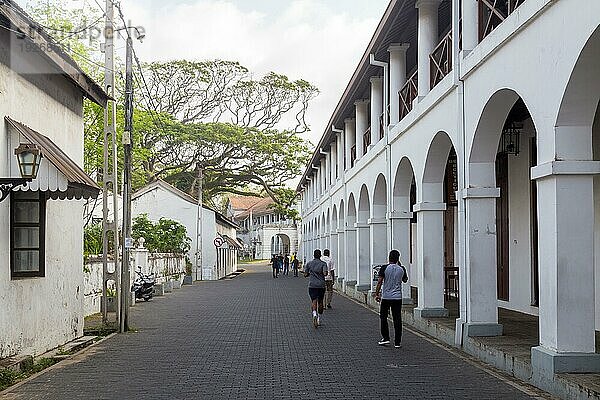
[298,0,403,191]
[0,1,110,107]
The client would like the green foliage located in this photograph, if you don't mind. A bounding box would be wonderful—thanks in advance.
[132,214,191,254]
[30,3,316,215]
[84,223,103,257]
[0,358,60,391]
[267,188,300,221]
[27,2,104,80]
[83,223,116,259]
[0,368,22,391]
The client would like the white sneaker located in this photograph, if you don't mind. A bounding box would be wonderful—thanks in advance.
[378,339,390,346]
[312,315,318,328]
[317,316,322,326]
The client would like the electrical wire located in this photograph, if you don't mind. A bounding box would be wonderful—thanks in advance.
[33,14,105,35]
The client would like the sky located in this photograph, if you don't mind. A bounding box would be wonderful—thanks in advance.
[123,0,389,145]
[19,0,389,146]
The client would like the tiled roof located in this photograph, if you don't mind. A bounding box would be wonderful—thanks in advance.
[229,195,264,210]
[231,196,276,218]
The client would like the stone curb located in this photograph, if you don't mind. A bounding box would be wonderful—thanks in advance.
[0,332,118,396]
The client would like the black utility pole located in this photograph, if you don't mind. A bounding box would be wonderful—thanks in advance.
[120,36,134,333]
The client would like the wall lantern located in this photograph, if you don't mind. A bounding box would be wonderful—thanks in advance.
[0,143,42,202]
[500,121,522,156]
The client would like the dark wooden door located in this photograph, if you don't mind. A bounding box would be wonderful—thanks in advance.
[444,150,458,268]
[530,138,539,306]
[496,153,509,301]
[444,207,455,267]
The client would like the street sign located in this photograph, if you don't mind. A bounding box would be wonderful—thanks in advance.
[213,237,224,248]
[124,237,134,249]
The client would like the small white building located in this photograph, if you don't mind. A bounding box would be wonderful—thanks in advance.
[227,196,299,260]
[0,3,108,359]
[132,180,241,280]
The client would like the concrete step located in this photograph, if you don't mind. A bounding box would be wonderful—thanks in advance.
[0,355,33,372]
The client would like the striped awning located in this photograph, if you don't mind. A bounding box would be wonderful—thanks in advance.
[6,116,100,200]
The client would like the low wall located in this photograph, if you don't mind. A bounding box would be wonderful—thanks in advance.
[84,250,186,317]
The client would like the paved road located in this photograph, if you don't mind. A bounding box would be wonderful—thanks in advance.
[2,262,546,400]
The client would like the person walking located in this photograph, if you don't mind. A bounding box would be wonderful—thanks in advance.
[292,253,300,277]
[304,249,328,328]
[271,254,281,278]
[372,249,408,348]
[271,254,278,278]
[283,254,290,276]
[322,249,335,309]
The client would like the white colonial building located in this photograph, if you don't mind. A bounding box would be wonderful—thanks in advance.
[298,0,599,382]
[132,180,241,281]
[228,196,299,260]
[0,3,108,358]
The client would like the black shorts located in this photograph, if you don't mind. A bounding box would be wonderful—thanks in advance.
[308,287,326,301]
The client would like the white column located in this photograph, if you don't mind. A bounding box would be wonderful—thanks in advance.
[369,218,388,291]
[344,118,356,169]
[318,161,324,197]
[414,202,448,318]
[463,188,503,337]
[390,211,413,304]
[388,43,410,125]
[355,222,371,291]
[319,163,324,197]
[461,0,478,53]
[355,100,369,159]
[323,155,329,192]
[330,232,338,279]
[370,77,383,141]
[416,0,441,98]
[330,143,337,186]
[336,132,343,179]
[337,228,345,283]
[344,227,357,287]
[531,162,600,373]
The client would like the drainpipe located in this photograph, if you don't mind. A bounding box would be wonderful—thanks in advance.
[453,0,468,347]
[370,54,393,249]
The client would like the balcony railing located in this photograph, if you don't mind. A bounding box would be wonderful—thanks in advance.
[399,71,418,120]
[363,127,371,155]
[478,0,526,41]
[378,111,385,140]
[350,145,356,167]
[430,30,453,89]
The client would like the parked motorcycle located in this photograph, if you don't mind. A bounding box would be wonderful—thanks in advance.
[132,268,155,301]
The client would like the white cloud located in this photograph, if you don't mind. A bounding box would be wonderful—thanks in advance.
[124,0,384,145]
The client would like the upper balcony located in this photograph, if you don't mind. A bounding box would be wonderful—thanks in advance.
[479,0,526,41]
[297,0,529,198]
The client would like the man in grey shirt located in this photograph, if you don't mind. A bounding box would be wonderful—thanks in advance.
[372,249,408,347]
[304,249,328,328]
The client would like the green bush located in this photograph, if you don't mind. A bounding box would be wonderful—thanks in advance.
[132,214,191,254]
[83,223,114,258]
[84,223,103,257]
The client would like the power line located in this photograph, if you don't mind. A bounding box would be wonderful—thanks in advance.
[34,14,105,35]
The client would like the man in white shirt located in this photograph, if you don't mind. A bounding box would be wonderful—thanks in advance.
[322,249,335,309]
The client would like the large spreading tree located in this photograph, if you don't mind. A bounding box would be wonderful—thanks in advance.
[30,3,316,215]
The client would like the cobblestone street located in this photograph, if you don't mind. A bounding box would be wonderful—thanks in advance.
[1,262,549,400]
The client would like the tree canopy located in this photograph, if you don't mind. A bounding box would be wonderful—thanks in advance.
[29,2,315,215]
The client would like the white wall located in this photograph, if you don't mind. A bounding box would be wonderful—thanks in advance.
[84,253,186,316]
[131,188,220,280]
[593,109,600,330]
[0,32,87,358]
